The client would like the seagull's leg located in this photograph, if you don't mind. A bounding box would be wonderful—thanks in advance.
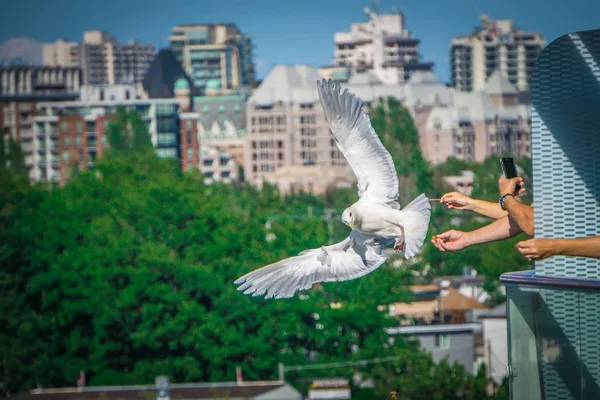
[394,226,405,253]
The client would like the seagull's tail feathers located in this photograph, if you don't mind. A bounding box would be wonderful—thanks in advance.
[400,193,432,259]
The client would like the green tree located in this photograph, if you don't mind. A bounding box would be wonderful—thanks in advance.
[107,106,152,152]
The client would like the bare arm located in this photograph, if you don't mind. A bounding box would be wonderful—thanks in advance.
[517,236,600,260]
[432,215,523,252]
[469,198,507,220]
[503,196,534,236]
[440,192,507,220]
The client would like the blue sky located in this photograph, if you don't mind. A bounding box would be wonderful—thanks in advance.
[1,0,599,83]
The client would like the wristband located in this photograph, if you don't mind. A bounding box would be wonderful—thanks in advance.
[499,193,513,211]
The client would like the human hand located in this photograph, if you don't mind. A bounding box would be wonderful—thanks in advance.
[498,175,525,196]
[516,238,558,260]
[440,191,472,211]
[431,230,472,252]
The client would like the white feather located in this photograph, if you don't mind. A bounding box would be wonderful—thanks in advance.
[234,231,388,299]
[317,79,399,206]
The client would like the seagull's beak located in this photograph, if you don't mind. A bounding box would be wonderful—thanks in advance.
[349,220,355,229]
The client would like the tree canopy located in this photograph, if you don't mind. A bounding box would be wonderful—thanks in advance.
[0,100,521,399]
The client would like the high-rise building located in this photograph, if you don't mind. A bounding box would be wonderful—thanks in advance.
[44,30,155,85]
[0,66,81,180]
[451,15,545,92]
[169,24,255,93]
[333,7,434,84]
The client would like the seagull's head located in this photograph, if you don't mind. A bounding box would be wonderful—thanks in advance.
[341,207,357,229]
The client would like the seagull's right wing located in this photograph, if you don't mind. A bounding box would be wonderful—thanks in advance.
[234,231,389,299]
[317,79,399,206]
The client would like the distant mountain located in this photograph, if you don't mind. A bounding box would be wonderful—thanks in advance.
[0,38,44,67]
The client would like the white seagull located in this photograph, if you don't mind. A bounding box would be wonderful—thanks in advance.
[234,79,431,299]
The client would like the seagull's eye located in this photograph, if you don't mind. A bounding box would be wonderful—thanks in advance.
[349,212,353,217]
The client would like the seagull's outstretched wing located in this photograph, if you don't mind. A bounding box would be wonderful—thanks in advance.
[234,231,389,299]
[317,79,399,206]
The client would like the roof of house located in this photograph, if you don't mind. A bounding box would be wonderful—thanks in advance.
[141,49,196,98]
[14,382,300,400]
[478,302,507,319]
[387,323,482,335]
[483,69,519,95]
[393,287,489,318]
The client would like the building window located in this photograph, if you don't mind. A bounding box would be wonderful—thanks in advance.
[62,151,69,161]
[186,132,192,145]
[75,136,81,146]
[204,171,214,179]
[435,134,440,143]
[157,133,177,146]
[156,104,176,116]
[186,119,193,129]
[221,171,231,178]
[157,148,177,159]
[60,121,67,132]
[65,136,71,146]
[76,121,83,133]
[435,334,450,349]
[187,148,193,160]
[203,159,213,166]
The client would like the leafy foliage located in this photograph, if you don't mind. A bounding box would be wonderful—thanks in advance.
[0,103,515,399]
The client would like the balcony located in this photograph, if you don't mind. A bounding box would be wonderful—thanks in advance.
[501,271,600,399]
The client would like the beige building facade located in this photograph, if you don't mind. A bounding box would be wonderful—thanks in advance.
[451,15,545,92]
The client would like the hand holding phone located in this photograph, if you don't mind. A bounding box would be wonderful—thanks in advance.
[500,157,522,194]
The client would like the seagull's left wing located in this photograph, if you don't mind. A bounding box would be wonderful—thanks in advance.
[234,231,389,299]
[317,79,399,206]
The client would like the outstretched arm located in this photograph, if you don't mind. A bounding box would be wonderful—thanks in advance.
[516,236,600,260]
[440,191,507,220]
[432,215,524,252]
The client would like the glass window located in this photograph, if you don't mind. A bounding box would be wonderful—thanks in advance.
[76,121,83,133]
[187,148,193,160]
[102,135,108,145]
[157,118,177,132]
[186,119,193,129]
[60,121,67,132]
[221,171,231,178]
[156,103,176,116]
[203,159,213,166]
[62,151,69,161]
[75,136,81,146]
[156,148,177,159]
[65,136,70,146]
[435,334,450,349]
[157,133,177,146]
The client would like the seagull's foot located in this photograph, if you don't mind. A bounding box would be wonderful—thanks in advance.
[394,237,405,253]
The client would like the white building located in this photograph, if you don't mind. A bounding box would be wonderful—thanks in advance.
[451,15,545,92]
[333,7,434,84]
[44,30,155,85]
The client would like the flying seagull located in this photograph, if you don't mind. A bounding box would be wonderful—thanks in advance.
[234,79,431,299]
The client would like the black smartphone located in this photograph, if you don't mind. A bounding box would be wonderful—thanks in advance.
[500,157,519,179]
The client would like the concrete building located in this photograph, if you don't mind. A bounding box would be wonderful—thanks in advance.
[333,6,434,84]
[44,30,155,85]
[478,303,508,385]
[32,97,181,185]
[451,15,545,92]
[418,70,532,164]
[388,323,482,374]
[0,66,82,180]
[244,64,416,187]
[169,24,255,93]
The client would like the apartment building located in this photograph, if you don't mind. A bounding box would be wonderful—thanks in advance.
[244,64,424,187]
[169,24,255,93]
[0,66,82,179]
[419,70,531,164]
[451,15,545,92]
[44,30,155,85]
[32,97,181,185]
[333,6,434,84]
